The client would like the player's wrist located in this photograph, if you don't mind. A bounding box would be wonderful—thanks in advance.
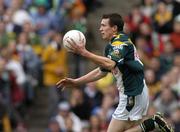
[74,78,81,85]
[80,49,89,57]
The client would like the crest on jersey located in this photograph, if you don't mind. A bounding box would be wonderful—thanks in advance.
[111,47,121,58]
[114,49,119,55]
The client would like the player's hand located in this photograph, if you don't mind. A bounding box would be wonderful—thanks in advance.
[56,78,78,91]
[66,38,86,54]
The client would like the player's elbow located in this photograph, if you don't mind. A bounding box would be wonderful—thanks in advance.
[105,64,114,70]
[102,61,116,70]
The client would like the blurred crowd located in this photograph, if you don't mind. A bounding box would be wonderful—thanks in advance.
[0,0,102,131]
[0,0,179,132]
[124,0,180,131]
[48,0,180,132]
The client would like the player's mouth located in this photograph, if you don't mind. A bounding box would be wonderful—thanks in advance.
[101,32,105,36]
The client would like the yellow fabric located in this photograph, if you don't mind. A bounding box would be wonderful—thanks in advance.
[96,73,114,93]
[111,34,132,46]
[70,0,86,18]
[154,11,172,23]
[3,115,12,132]
[111,41,124,46]
[42,45,68,86]
[31,45,44,56]
[148,82,161,98]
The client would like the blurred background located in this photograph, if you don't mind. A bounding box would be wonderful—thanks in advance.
[0,0,179,132]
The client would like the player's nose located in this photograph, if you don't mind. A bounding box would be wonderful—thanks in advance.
[99,26,102,31]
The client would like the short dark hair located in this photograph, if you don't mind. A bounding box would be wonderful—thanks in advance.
[102,13,124,32]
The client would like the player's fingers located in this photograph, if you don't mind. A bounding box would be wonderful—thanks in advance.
[70,38,77,45]
[56,83,63,89]
[56,80,67,88]
[82,38,86,46]
[65,43,74,52]
[61,86,65,91]
[69,38,79,49]
[66,38,74,45]
[56,79,65,85]
[57,85,66,92]
[66,39,76,51]
[56,82,61,86]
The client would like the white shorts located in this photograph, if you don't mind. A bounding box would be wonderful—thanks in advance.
[112,85,149,121]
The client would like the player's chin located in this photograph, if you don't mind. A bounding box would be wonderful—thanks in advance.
[101,35,106,39]
[102,36,110,41]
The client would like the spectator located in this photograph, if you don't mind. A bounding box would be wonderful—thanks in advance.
[22,21,41,46]
[42,32,68,115]
[89,114,102,132]
[31,0,53,36]
[173,54,180,67]
[16,32,42,104]
[148,57,162,81]
[84,82,103,110]
[140,0,155,18]
[92,94,115,130]
[125,4,151,41]
[55,101,82,132]
[47,118,62,132]
[0,57,11,104]
[65,116,74,132]
[0,21,15,47]
[3,8,16,34]
[172,0,180,18]
[169,14,180,52]
[96,73,114,93]
[160,73,172,91]
[135,36,151,66]
[70,88,91,121]
[168,66,180,96]
[159,41,174,74]
[171,106,180,132]
[0,101,12,132]
[154,88,179,115]
[153,2,173,34]
[144,69,161,100]
[0,0,6,20]
[5,41,26,87]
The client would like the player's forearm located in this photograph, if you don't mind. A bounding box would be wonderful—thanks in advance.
[75,68,107,85]
[81,50,116,70]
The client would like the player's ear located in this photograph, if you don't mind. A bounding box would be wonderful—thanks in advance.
[113,25,118,32]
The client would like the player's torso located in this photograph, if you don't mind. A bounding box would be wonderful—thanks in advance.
[104,32,144,96]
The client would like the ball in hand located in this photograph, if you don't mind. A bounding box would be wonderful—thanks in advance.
[63,30,86,51]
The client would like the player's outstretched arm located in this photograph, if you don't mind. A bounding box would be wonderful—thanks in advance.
[56,67,107,90]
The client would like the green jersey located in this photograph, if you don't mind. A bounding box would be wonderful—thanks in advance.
[101,32,145,96]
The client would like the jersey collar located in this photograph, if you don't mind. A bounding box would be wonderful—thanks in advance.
[110,31,125,42]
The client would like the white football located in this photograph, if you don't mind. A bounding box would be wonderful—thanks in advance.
[63,30,86,51]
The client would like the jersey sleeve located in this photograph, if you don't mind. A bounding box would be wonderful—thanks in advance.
[124,44,144,72]
[110,40,128,67]
[111,40,144,72]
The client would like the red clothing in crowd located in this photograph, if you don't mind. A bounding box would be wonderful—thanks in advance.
[170,32,180,50]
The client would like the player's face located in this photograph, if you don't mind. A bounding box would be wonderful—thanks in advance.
[99,18,116,41]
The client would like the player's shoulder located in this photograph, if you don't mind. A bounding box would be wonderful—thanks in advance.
[111,32,133,47]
